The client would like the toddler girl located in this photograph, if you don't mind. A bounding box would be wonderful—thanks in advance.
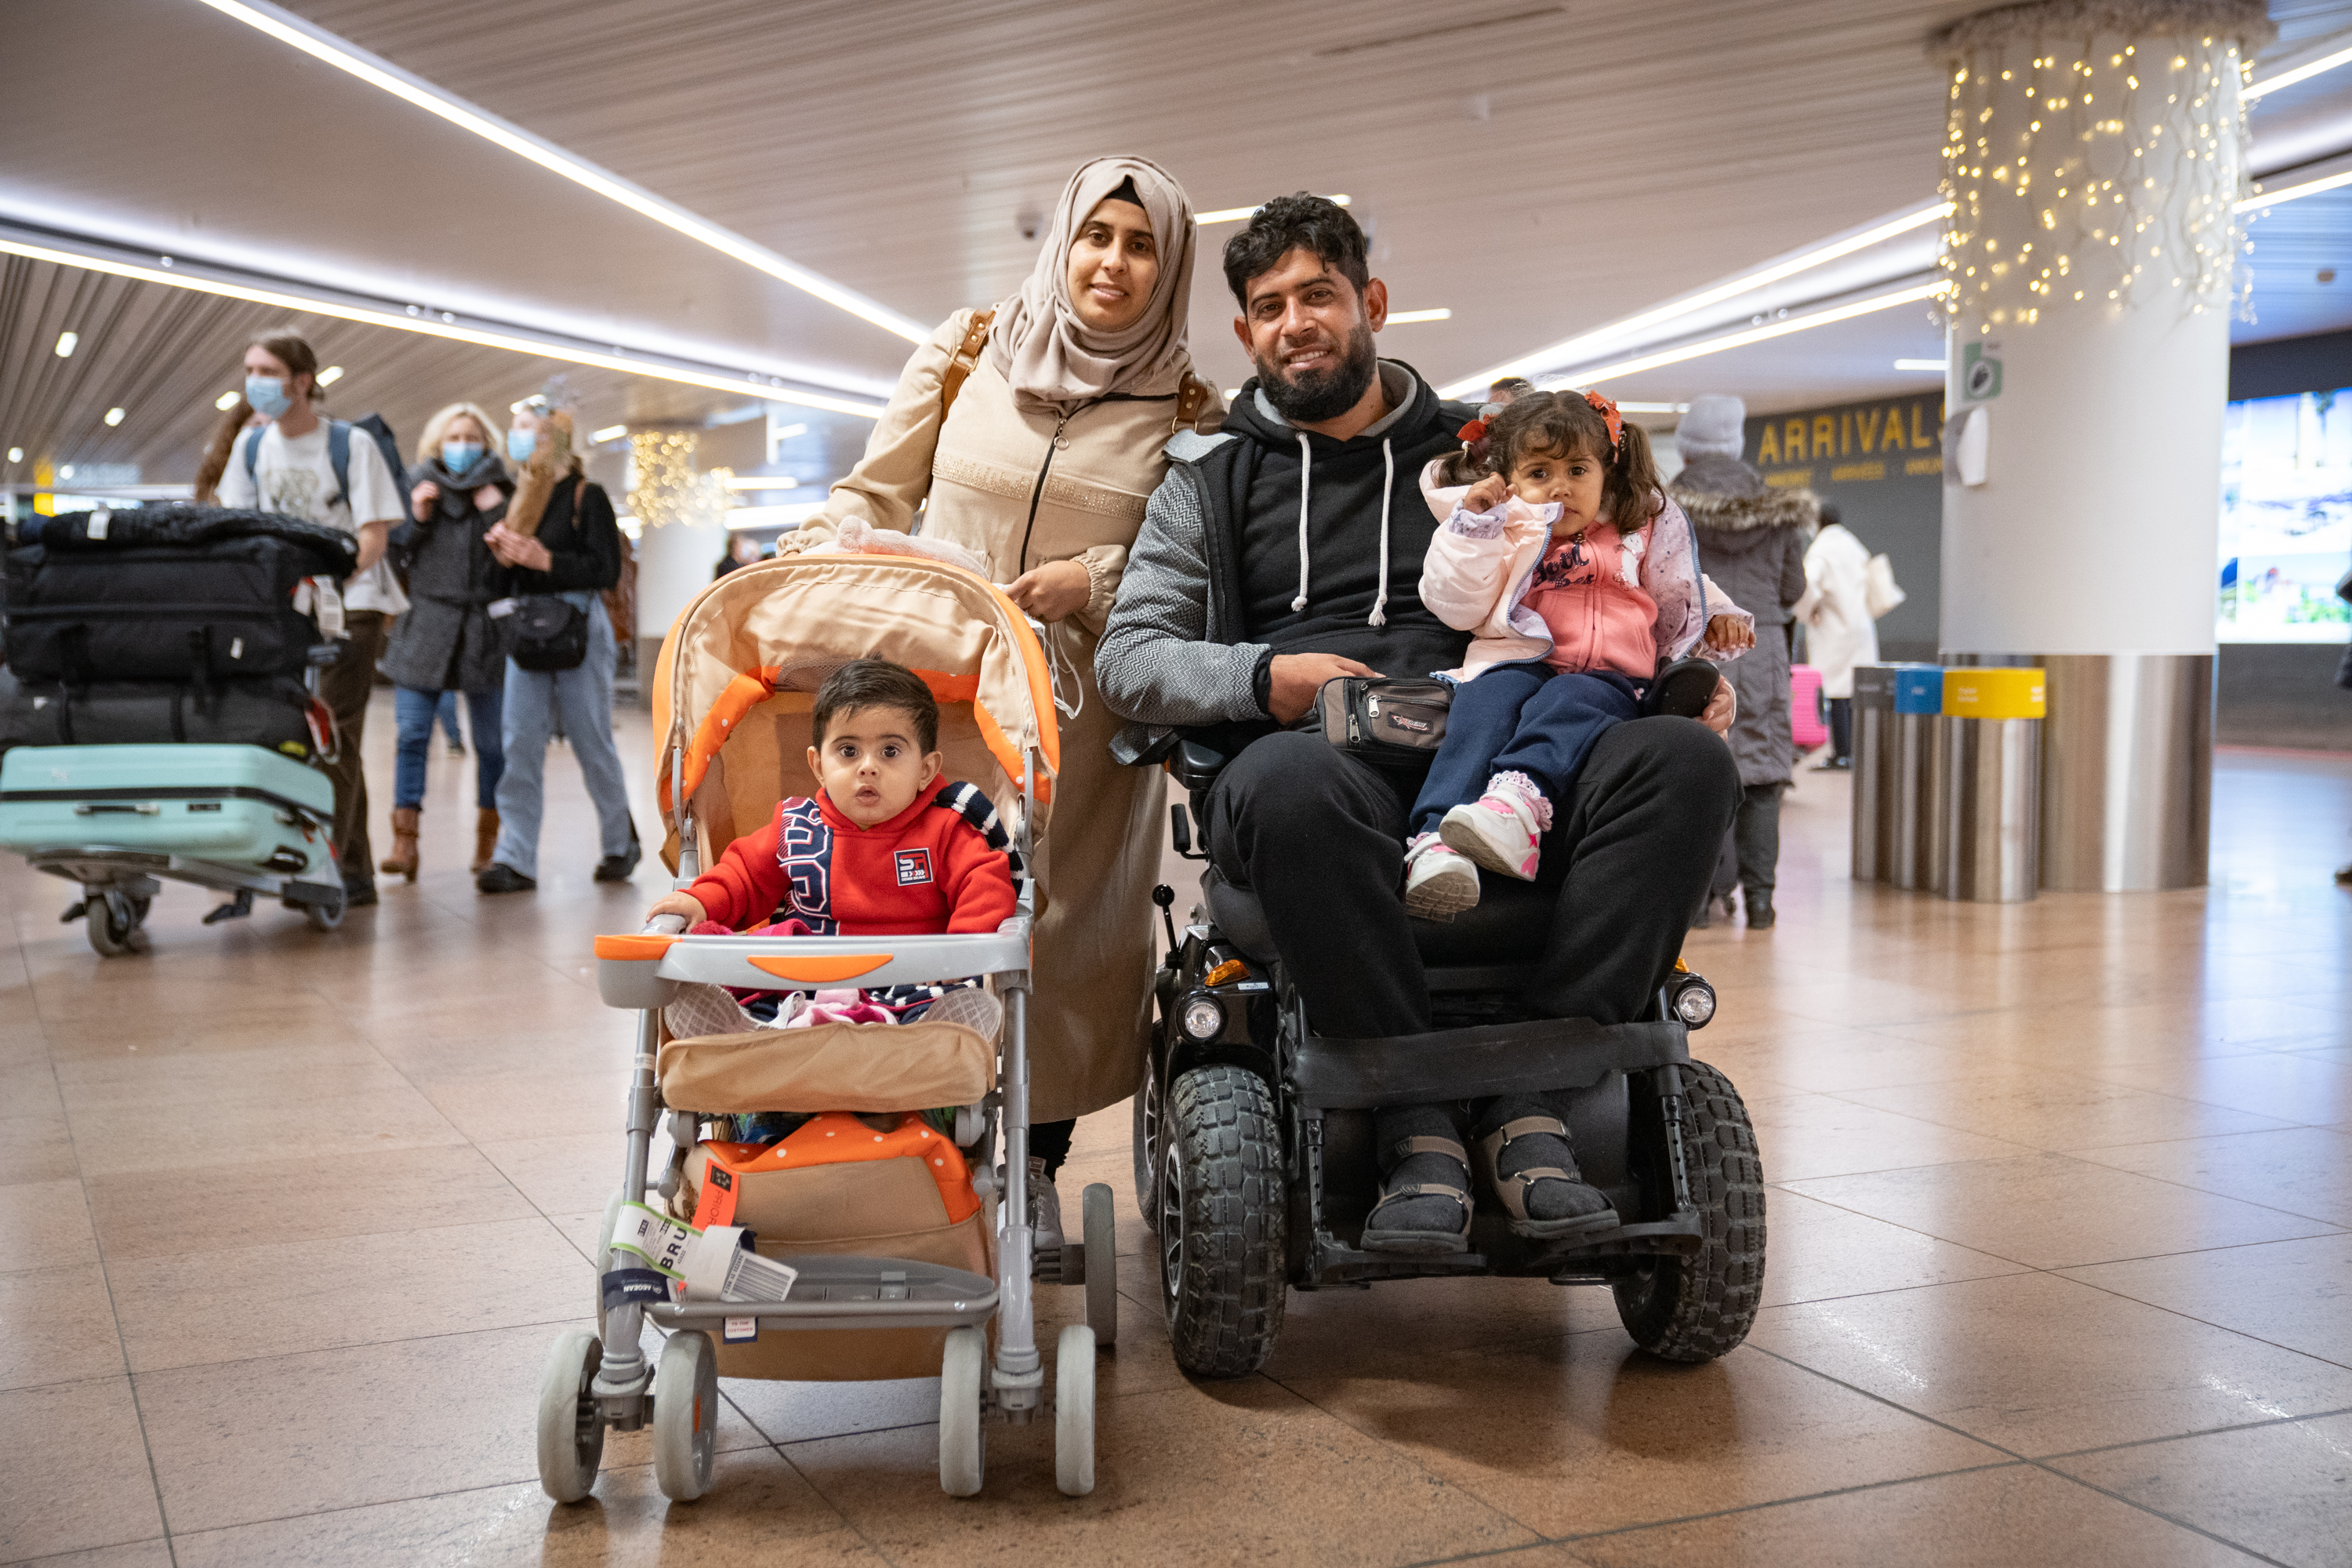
[1404,390,1753,918]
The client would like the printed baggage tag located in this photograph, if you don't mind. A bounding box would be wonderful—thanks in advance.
[608,1201,699,1279]
[680,1224,797,1305]
[87,510,111,540]
[723,1316,758,1343]
[486,597,519,619]
[600,1268,671,1310]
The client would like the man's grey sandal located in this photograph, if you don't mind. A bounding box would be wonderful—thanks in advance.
[1360,1134,1475,1254]
[1477,1114,1620,1240]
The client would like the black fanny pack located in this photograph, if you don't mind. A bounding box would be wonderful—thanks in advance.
[506,595,589,672]
[1318,677,1450,768]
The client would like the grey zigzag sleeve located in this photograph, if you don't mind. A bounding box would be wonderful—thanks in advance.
[1094,467,1270,727]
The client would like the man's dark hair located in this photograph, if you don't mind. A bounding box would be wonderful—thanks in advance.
[1221,194,1369,308]
[812,658,939,752]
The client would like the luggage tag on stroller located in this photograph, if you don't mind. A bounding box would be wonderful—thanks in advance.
[486,597,519,619]
[608,1203,797,1305]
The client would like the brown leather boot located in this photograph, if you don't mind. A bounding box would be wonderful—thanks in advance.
[471,808,500,874]
[379,806,421,882]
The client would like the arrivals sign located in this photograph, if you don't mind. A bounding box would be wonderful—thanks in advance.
[1747,393,1947,490]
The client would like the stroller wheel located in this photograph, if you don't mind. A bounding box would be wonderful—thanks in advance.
[939,1325,988,1497]
[652,1330,718,1501]
[1082,1183,1118,1348]
[1054,1323,1097,1496]
[535,1330,605,1503]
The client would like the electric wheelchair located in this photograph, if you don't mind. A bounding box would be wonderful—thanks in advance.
[1115,727,1764,1378]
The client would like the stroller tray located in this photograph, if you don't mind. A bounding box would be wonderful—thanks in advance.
[647,1254,998,1335]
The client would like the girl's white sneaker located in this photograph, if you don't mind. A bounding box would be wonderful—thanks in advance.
[1439,775,1548,881]
[1403,832,1482,920]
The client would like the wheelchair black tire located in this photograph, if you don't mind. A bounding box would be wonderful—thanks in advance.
[1612,1060,1765,1362]
[1159,1063,1286,1377]
[1132,1062,1161,1232]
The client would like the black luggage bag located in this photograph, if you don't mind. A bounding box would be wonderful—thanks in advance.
[0,667,325,759]
[4,506,358,684]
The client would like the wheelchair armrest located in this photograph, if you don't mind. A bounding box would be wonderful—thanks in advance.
[1169,739,1230,794]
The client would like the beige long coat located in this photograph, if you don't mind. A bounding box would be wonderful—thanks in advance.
[783,309,1224,1123]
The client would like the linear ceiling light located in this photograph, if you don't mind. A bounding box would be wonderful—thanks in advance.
[1894,358,1949,371]
[214,390,241,410]
[1386,308,1451,324]
[1547,281,1949,390]
[2239,166,2352,212]
[1444,201,1955,398]
[103,407,125,426]
[2244,37,2352,98]
[1197,194,1352,225]
[316,365,344,385]
[590,424,628,442]
[192,0,925,344]
[54,332,77,358]
[0,234,884,420]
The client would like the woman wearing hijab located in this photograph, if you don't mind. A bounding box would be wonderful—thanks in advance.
[777,155,1223,1244]
[379,402,515,881]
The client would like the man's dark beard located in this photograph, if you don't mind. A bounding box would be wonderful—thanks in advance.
[1254,320,1378,425]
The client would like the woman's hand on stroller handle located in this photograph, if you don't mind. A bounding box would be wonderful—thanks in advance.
[1002,559,1092,624]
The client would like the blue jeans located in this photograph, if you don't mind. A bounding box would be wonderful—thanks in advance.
[433,690,463,750]
[1410,661,1641,835]
[393,684,504,811]
[491,597,634,877]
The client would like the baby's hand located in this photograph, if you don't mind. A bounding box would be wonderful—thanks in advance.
[644,891,707,927]
[1461,474,1512,514]
[1703,614,1755,653]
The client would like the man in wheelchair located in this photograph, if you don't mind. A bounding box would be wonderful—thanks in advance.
[1095,195,1759,1375]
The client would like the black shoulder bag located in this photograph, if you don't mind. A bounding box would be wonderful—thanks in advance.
[506,478,591,673]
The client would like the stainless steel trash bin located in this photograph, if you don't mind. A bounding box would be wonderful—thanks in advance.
[1888,666,1944,891]
[1938,668,2046,903]
[1850,665,1897,882]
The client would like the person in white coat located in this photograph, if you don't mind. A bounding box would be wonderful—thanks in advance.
[1795,502,1881,769]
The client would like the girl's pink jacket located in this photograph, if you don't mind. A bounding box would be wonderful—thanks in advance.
[1416,459,1751,684]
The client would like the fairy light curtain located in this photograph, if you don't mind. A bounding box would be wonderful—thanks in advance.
[1933,0,2276,331]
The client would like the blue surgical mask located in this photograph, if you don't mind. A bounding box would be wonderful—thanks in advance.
[441,440,485,473]
[244,375,289,419]
[506,428,537,463]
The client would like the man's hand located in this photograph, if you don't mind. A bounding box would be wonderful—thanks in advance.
[351,520,389,575]
[645,891,707,927]
[1004,559,1091,624]
[1702,614,1755,653]
[410,480,440,522]
[1461,474,1512,514]
[1267,652,1378,724]
[485,521,553,573]
[1701,676,1737,736]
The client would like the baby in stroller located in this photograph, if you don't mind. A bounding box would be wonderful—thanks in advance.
[647,657,1017,1134]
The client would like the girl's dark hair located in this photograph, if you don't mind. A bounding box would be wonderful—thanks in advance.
[1221,193,1368,308]
[1484,391,1664,531]
[250,328,322,397]
[812,659,940,752]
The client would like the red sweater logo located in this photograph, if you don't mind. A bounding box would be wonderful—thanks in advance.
[893,848,934,887]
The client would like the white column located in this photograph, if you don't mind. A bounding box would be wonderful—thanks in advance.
[626,430,728,648]
[1933,2,2270,890]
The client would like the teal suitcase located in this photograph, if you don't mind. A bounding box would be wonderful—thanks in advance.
[0,744,335,873]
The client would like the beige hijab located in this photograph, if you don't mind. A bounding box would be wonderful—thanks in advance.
[987,155,1198,408]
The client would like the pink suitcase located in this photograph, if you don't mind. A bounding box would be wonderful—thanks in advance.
[1789,665,1828,749]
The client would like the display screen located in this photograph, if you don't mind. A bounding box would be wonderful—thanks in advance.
[2218,384,2351,642]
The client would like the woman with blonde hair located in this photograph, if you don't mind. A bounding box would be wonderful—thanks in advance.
[378,401,514,880]
[775,154,1222,1248]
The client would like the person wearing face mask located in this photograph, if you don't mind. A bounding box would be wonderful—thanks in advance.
[475,396,638,894]
[214,328,408,907]
[770,155,1223,1252]
[377,403,516,882]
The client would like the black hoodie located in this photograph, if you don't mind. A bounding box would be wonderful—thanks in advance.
[1201,361,1477,699]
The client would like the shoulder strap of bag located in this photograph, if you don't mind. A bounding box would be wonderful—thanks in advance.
[242,426,265,483]
[938,307,997,423]
[325,419,351,510]
[1174,372,1214,434]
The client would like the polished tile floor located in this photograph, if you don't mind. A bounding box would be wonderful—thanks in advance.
[4,697,2349,1566]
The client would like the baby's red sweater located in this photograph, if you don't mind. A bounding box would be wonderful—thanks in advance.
[684,777,1015,935]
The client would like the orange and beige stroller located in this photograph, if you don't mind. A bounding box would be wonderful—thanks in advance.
[535,552,1116,1504]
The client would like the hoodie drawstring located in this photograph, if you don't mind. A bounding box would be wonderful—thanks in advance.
[1288,431,1396,628]
[1289,431,1312,613]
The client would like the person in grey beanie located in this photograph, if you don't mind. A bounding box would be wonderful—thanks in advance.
[1671,395,1816,930]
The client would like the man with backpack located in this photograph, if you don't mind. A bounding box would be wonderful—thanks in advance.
[214,328,407,908]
